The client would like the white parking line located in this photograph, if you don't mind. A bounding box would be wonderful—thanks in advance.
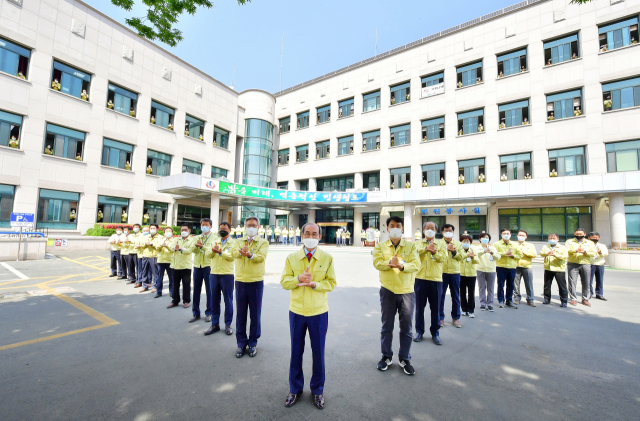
[0,262,29,280]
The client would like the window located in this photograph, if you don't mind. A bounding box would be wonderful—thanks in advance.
[298,180,309,191]
[316,105,331,124]
[544,33,579,65]
[549,147,586,176]
[500,153,531,180]
[316,140,330,159]
[44,123,85,161]
[421,72,444,97]
[107,83,137,116]
[147,150,172,176]
[182,159,202,175]
[0,184,15,227]
[603,77,640,111]
[421,117,444,141]
[296,144,309,162]
[457,109,484,135]
[0,110,22,148]
[497,48,527,77]
[362,212,380,230]
[626,205,640,243]
[279,116,290,134]
[606,140,640,172]
[211,166,227,179]
[421,163,445,186]
[37,189,79,230]
[150,100,175,129]
[97,196,129,223]
[363,90,381,112]
[317,175,354,192]
[546,89,582,120]
[144,201,168,226]
[390,124,410,147]
[456,61,483,87]
[101,138,133,170]
[499,207,592,242]
[390,82,410,105]
[599,16,639,51]
[338,135,353,156]
[278,149,289,166]
[362,130,380,152]
[277,182,288,190]
[297,111,309,129]
[0,37,30,79]
[185,115,204,139]
[363,172,380,190]
[499,100,530,128]
[390,167,411,189]
[338,98,354,118]
[51,61,91,99]
[213,126,229,149]
[458,158,485,184]
[177,204,211,234]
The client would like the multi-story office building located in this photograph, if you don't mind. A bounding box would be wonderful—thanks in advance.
[1,0,639,248]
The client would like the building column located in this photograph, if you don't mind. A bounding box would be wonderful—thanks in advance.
[210,194,220,229]
[166,201,174,226]
[354,172,363,190]
[309,178,317,192]
[308,209,316,224]
[403,203,413,241]
[609,193,627,248]
[354,208,363,246]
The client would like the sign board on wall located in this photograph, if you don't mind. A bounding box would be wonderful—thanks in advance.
[201,178,220,191]
[10,213,34,228]
[421,82,444,98]
[54,239,68,246]
[218,182,367,203]
[417,205,488,216]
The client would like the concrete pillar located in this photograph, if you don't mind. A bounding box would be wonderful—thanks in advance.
[609,193,627,248]
[166,202,174,226]
[309,178,317,192]
[354,172,363,190]
[446,215,460,235]
[210,194,220,229]
[354,208,363,246]
[404,203,413,241]
[308,209,316,224]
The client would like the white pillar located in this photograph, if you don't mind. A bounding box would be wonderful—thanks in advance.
[609,193,627,248]
[403,203,413,241]
[308,209,316,224]
[166,202,174,226]
[354,172,363,190]
[309,178,317,192]
[354,208,363,246]
[210,194,220,229]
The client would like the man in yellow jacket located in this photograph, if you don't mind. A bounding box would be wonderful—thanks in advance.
[513,230,538,307]
[153,227,176,298]
[231,216,269,358]
[372,216,420,375]
[413,221,447,345]
[167,225,194,309]
[539,233,568,307]
[588,231,608,301]
[566,228,596,306]
[439,224,468,328]
[281,223,336,410]
[136,224,160,292]
[204,222,236,336]
[494,229,523,309]
[186,218,217,322]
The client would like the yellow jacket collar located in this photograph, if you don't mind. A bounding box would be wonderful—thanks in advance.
[295,246,324,261]
[384,238,406,248]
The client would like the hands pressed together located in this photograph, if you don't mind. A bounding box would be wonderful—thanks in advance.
[387,252,404,270]
[297,265,316,289]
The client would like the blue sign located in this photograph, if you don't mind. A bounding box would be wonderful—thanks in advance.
[10,212,35,228]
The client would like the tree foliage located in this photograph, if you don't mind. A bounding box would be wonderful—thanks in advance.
[112,0,250,47]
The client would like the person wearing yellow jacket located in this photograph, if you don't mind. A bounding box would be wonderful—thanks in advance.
[231,216,270,358]
[372,216,420,375]
[282,227,289,245]
[513,230,538,306]
[459,234,480,318]
[540,233,569,307]
[565,228,596,306]
[588,231,608,301]
[413,221,447,345]
[108,227,123,278]
[120,226,135,283]
[439,224,467,328]
[133,224,146,287]
[167,225,195,309]
[153,227,175,298]
[289,226,295,245]
[204,222,236,336]
[295,226,301,246]
[275,226,281,243]
[186,218,217,322]
[494,229,524,309]
[477,232,501,312]
[281,223,336,410]
[137,224,160,292]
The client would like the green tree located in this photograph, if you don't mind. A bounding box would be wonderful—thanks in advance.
[112,0,250,47]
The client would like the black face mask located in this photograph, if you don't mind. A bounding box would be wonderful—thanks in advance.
[575,235,585,241]
[590,238,598,243]
[219,230,229,237]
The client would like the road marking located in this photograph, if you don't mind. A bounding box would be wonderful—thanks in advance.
[0,262,29,280]
[61,257,110,272]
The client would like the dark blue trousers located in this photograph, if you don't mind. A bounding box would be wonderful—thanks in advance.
[136,255,143,285]
[128,254,137,281]
[110,250,121,276]
[439,273,461,321]
[415,278,442,336]
[118,254,128,278]
[192,266,212,317]
[496,267,516,304]
[289,311,328,395]
[590,265,605,298]
[209,274,235,326]
[235,280,264,348]
[156,263,174,296]
[141,257,157,288]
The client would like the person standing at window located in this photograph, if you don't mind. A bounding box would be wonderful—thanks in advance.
[589,231,608,301]
[439,224,466,328]
[477,232,500,312]
[459,234,480,318]
[540,234,568,307]
[566,228,596,306]
[494,229,523,309]
[167,225,194,309]
[513,230,538,307]
[204,222,236,336]
[186,218,216,323]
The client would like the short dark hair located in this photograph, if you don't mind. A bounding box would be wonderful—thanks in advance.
[219,222,231,229]
[149,224,158,229]
[133,223,141,228]
[517,230,527,236]
[589,231,600,237]
[548,233,559,239]
[441,224,455,231]
[501,228,511,234]
[181,225,190,229]
[574,227,586,234]
[386,216,403,227]
[460,234,473,242]
[200,218,212,226]
[479,232,492,241]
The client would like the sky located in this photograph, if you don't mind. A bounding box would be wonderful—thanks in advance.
[83,0,523,93]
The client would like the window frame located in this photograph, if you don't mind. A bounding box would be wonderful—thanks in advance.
[606,140,640,173]
[498,206,592,242]
[457,109,484,135]
[295,144,309,162]
[51,60,91,100]
[0,109,23,149]
[338,98,355,119]
[546,89,583,120]
[598,16,639,52]
[147,149,172,176]
[363,172,380,190]
[543,33,580,65]
[97,195,129,223]
[421,163,446,186]
[421,117,445,141]
[150,100,175,129]
[316,105,331,124]
[499,152,532,180]
[456,61,483,88]
[316,140,330,159]
[0,36,31,79]
[37,188,80,230]
[602,77,640,111]
[213,126,230,149]
[457,158,486,184]
[317,175,354,192]
[390,167,411,189]
[0,184,15,226]
[182,158,202,175]
[185,114,205,140]
[106,83,138,116]
[390,81,411,105]
[362,130,380,151]
[498,99,530,128]
[101,138,133,170]
[279,116,291,134]
[297,111,310,129]
[211,166,228,179]
[44,123,86,161]
[548,146,586,177]
[390,124,411,147]
[363,90,381,112]
[496,48,528,77]
[337,135,354,156]
[278,148,290,166]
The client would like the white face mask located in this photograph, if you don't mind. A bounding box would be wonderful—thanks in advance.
[246,227,258,237]
[389,228,402,239]
[149,229,157,235]
[502,234,511,241]
[424,229,436,238]
[181,231,189,237]
[133,227,140,233]
[303,238,319,249]
[443,232,454,239]
[164,232,172,238]
[116,230,122,235]
[517,235,526,242]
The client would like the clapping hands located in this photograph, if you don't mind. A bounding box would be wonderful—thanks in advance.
[387,252,404,270]
[297,265,315,288]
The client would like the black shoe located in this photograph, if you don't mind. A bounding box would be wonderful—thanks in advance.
[313,394,325,410]
[561,302,567,308]
[248,346,257,357]
[543,299,550,305]
[118,276,127,280]
[189,316,201,323]
[377,356,392,371]
[109,274,117,277]
[487,306,494,312]
[127,280,136,284]
[285,392,301,408]
[432,333,442,345]
[154,294,162,298]
[413,332,423,342]
[225,325,233,335]
[205,315,211,323]
[236,346,247,358]
[506,302,518,309]
[596,296,607,301]
[399,359,415,375]
[204,324,220,336]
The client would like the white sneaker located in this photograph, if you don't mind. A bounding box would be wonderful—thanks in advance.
[468,313,475,318]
